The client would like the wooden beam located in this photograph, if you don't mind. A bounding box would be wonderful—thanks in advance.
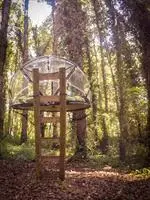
[40,104,89,112]
[33,68,41,179]
[41,116,60,123]
[59,68,66,181]
[40,96,59,104]
[41,137,60,143]
[39,72,60,81]
[12,103,90,112]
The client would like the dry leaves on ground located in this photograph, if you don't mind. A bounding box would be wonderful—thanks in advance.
[0,159,150,200]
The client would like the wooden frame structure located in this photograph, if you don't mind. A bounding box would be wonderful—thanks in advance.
[11,63,90,180]
[33,68,66,180]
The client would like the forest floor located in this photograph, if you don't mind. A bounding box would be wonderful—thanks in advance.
[0,157,150,200]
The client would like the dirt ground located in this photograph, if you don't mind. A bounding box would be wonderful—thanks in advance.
[0,158,150,200]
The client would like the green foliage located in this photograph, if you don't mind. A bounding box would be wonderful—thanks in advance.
[88,153,120,169]
[1,136,35,160]
[1,0,150,168]
[131,168,150,179]
[87,135,148,170]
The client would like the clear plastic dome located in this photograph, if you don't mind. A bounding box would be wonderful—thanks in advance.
[9,56,90,108]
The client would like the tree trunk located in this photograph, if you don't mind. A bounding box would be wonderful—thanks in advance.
[122,0,150,163]
[0,0,11,157]
[138,4,150,163]
[20,0,29,144]
[54,0,87,158]
[85,37,99,147]
[91,0,109,153]
[140,14,150,163]
[73,111,87,158]
[93,42,109,151]
[6,106,12,134]
[106,0,129,161]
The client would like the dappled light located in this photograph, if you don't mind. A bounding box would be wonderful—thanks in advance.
[0,159,150,200]
[0,0,150,199]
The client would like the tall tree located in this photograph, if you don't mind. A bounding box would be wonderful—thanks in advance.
[106,0,129,161]
[84,37,99,148]
[54,0,87,158]
[20,0,29,144]
[91,0,109,153]
[0,0,11,139]
[120,0,150,162]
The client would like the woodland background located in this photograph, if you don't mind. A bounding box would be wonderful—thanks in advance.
[0,0,150,168]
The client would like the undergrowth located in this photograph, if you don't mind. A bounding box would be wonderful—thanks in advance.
[1,135,149,178]
[1,135,35,160]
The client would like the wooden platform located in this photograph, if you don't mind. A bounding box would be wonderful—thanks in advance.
[11,101,90,112]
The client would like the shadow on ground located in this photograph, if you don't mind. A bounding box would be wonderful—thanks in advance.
[0,159,150,200]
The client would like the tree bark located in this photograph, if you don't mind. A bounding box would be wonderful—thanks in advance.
[91,0,109,153]
[20,0,29,144]
[0,0,11,137]
[73,110,87,158]
[85,37,99,147]
[137,4,150,162]
[54,0,88,158]
[121,0,150,163]
[106,0,129,161]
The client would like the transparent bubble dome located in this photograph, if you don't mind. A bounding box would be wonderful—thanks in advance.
[9,56,90,108]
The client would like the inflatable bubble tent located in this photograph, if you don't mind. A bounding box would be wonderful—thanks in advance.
[9,56,91,111]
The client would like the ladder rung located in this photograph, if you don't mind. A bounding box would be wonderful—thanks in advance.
[40,96,60,103]
[39,72,60,81]
[41,117,60,123]
[41,155,60,160]
[41,137,60,142]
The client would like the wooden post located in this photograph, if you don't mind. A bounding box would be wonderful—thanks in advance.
[59,68,66,181]
[33,68,41,179]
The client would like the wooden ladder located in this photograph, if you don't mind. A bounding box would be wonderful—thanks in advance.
[33,68,66,181]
